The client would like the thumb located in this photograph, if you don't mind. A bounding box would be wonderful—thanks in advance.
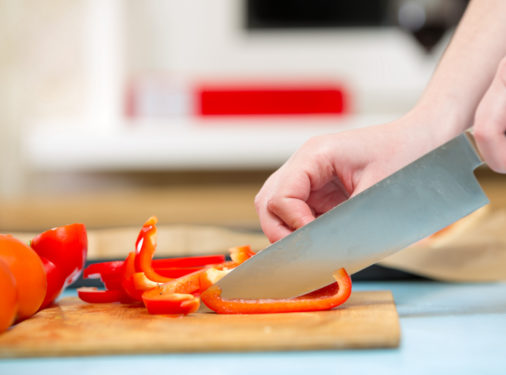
[473,57,506,173]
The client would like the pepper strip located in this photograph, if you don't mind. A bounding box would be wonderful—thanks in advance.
[141,270,204,315]
[134,216,173,283]
[77,288,127,304]
[229,245,255,265]
[142,292,200,315]
[200,268,352,314]
[152,255,226,268]
[121,252,144,301]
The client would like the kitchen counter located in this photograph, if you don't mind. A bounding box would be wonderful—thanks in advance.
[1,280,506,375]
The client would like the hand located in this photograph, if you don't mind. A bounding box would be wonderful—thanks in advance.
[473,57,506,173]
[255,116,444,243]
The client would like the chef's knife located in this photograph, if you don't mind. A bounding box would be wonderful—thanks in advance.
[217,132,488,299]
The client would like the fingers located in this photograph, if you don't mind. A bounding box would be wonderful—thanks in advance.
[266,196,315,231]
[474,57,506,173]
[255,204,293,243]
[306,178,350,215]
[255,169,316,243]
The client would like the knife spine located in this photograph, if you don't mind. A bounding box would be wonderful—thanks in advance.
[464,131,484,165]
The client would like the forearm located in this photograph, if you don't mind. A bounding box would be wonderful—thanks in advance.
[412,0,506,143]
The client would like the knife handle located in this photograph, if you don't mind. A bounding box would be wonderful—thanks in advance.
[465,131,484,164]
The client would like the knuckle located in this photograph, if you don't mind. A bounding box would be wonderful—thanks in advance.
[301,135,332,160]
[303,135,325,151]
[266,197,282,214]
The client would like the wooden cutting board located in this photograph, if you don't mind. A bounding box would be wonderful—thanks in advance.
[0,291,400,357]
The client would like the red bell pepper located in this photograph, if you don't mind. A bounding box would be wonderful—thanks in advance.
[38,256,66,309]
[147,269,204,296]
[229,245,255,265]
[83,260,125,290]
[82,255,226,282]
[156,266,203,278]
[139,248,253,315]
[200,268,352,314]
[152,255,226,268]
[134,217,174,283]
[31,223,88,288]
[142,291,200,315]
[132,272,159,291]
[83,260,124,279]
[30,223,88,309]
[133,217,230,284]
[78,216,353,317]
[77,287,128,304]
[121,252,144,301]
[198,267,231,292]
[140,268,210,314]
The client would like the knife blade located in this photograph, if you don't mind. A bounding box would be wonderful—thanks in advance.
[217,132,489,299]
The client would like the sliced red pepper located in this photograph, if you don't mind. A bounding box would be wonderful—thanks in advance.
[152,269,204,295]
[121,252,144,301]
[83,257,225,283]
[83,260,124,279]
[156,266,204,278]
[152,255,226,268]
[229,245,255,265]
[31,223,88,288]
[200,268,352,314]
[134,217,174,283]
[100,274,124,291]
[83,260,125,290]
[199,267,231,292]
[38,256,66,309]
[77,287,126,303]
[134,217,229,283]
[139,259,245,315]
[132,272,159,291]
[142,291,200,315]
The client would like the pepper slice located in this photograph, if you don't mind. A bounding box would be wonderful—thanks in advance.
[121,252,144,301]
[134,217,174,283]
[229,245,255,265]
[38,256,66,309]
[83,260,124,279]
[83,260,125,290]
[140,245,256,314]
[31,223,88,288]
[140,270,204,314]
[77,287,127,303]
[200,268,352,314]
[142,291,200,315]
[132,272,159,291]
[152,255,226,268]
[199,267,231,292]
[140,268,210,314]
[82,256,225,284]
[134,217,229,283]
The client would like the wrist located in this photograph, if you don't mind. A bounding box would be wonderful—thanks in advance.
[404,96,470,146]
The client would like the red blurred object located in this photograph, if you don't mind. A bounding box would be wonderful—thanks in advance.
[196,84,347,116]
[38,256,65,309]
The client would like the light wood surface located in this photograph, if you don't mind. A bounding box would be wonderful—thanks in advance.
[0,291,400,357]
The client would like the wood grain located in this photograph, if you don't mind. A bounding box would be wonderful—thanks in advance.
[0,291,400,357]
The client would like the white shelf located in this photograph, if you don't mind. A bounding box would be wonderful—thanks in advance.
[24,114,398,171]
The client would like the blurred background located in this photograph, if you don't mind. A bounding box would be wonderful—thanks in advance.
[5,0,503,242]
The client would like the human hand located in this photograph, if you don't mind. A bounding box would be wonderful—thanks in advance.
[255,117,444,243]
[473,57,506,173]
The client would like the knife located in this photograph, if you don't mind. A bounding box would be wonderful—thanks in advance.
[217,132,489,299]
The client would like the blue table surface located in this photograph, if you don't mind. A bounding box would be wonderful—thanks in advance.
[1,281,505,375]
